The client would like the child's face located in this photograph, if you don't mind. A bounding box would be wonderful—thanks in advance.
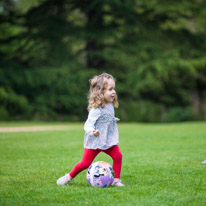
[104,79,116,104]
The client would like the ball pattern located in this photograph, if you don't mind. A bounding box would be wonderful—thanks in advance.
[86,161,115,188]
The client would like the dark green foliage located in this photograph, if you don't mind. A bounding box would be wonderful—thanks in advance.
[165,107,194,122]
[0,87,28,120]
[0,0,206,121]
[0,63,95,121]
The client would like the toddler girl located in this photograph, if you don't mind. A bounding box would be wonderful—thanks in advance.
[57,73,124,187]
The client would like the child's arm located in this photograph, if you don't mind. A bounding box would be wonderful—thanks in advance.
[84,108,101,137]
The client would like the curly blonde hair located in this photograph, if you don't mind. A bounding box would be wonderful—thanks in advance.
[87,73,119,111]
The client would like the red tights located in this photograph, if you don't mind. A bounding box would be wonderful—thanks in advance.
[69,145,122,178]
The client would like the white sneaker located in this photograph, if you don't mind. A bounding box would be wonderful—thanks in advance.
[112,178,125,187]
[56,173,72,185]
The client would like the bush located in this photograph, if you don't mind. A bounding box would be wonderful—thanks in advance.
[116,100,163,122]
[165,107,194,122]
[0,87,30,119]
[0,65,96,121]
[0,106,9,120]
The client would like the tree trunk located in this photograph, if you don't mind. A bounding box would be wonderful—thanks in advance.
[190,90,202,117]
[85,5,105,69]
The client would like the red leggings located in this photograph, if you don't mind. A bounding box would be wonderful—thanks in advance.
[69,145,122,178]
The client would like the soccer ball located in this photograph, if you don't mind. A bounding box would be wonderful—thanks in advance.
[86,161,115,188]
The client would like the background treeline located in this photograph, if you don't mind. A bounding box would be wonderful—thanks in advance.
[0,0,206,122]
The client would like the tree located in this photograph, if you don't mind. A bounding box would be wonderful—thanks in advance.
[0,0,205,121]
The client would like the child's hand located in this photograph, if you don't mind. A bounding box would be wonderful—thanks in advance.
[93,130,100,137]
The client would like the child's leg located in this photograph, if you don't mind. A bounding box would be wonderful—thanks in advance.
[103,145,122,178]
[69,148,100,178]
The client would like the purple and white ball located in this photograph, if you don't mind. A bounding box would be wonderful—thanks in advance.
[86,161,115,188]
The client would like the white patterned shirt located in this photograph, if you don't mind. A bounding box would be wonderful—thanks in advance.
[84,103,120,150]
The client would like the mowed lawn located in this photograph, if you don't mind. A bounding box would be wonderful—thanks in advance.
[0,122,205,206]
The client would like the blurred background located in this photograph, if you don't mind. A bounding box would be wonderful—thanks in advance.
[0,0,205,122]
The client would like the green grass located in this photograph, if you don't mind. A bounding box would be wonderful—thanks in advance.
[0,122,206,206]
